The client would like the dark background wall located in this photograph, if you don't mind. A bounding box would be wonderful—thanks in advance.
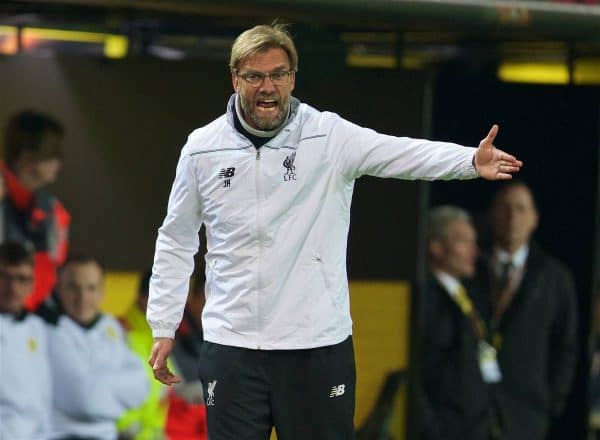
[306,68,428,280]
[430,65,600,440]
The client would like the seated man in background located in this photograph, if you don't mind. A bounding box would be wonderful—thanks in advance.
[419,206,492,440]
[47,254,148,440]
[0,241,52,439]
[166,268,208,440]
[1,110,70,310]
[118,270,170,440]
[478,181,577,440]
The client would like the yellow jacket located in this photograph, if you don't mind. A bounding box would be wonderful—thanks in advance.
[117,305,169,440]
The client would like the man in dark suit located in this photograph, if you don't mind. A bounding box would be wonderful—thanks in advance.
[419,205,492,440]
[478,181,578,440]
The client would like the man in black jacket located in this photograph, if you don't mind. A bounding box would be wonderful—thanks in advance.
[477,181,578,440]
[419,205,492,439]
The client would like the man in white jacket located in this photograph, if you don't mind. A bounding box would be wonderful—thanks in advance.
[147,24,522,440]
[48,255,149,440]
[0,241,52,440]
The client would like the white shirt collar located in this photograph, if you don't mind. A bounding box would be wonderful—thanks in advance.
[494,244,529,270]
[434,271,462,298]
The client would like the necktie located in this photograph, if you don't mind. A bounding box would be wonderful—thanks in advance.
[496,261,513,292]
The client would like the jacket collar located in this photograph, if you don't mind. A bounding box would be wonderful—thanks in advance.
[433,270,462,298]
[0,309,28,322]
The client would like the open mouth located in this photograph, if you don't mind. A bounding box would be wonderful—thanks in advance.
[256,99,278,110]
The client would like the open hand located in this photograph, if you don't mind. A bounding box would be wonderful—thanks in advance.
[474,125,523,180]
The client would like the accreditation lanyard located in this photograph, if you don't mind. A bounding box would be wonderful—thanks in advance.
[449,285,502,383]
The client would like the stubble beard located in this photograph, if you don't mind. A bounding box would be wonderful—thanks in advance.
[240,93,290,131]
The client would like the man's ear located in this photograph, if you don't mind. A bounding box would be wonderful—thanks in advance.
[429,239,444,260]
[232,71,239,92]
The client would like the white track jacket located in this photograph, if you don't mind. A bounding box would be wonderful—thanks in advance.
[148,95,479,349]
[0,313,52,440]
[48,314,148,439]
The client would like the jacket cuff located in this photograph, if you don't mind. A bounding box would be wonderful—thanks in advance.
[152,328,176,339]
[465,151,480,179]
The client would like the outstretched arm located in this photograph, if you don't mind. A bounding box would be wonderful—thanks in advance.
[473,125,522,180]
[331,114,521,182]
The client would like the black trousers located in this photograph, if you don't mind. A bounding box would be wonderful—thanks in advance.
[198,336,356,440]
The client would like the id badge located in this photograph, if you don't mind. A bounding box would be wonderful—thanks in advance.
[478,341,502,383]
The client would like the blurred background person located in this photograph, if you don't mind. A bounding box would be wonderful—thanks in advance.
[1,110,70,311]
[47,254,148,440]
[165,267,208,440]
[0,241,52,440]
[0,176,5,238]
[118,269,170,440]
[476,181,578,440]
[419,206,492,440]
[118,266,208,440]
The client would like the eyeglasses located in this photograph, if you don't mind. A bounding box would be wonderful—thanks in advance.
[0,271,33,284]
[236,70,294,87]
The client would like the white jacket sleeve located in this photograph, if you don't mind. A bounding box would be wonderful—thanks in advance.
[147,145,202,339]
[76,347,149,420]
[331,116,479,182]
[101,325,149,411]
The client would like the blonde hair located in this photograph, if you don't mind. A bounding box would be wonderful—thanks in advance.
[428,205,472,241]
[229,24,298,72]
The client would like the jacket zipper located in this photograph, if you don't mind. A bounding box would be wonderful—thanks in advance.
[255,148,262,349]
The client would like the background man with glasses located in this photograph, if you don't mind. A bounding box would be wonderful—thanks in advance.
[0,241,52,439]
[147,23,522,439]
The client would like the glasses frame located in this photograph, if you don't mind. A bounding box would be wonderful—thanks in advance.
[235,69,295,87]
[0,271,34,285]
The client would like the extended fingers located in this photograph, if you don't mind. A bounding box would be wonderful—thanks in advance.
[483,124,499,145]
[496,173,514,180]
[496,155,521,173]
[499,152,522,167]
[499,165,520,174]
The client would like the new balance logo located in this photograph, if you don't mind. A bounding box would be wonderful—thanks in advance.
[218,167,235,188]
[329,384,345,398]
[219,167,235,178]
[207,380,217,406]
